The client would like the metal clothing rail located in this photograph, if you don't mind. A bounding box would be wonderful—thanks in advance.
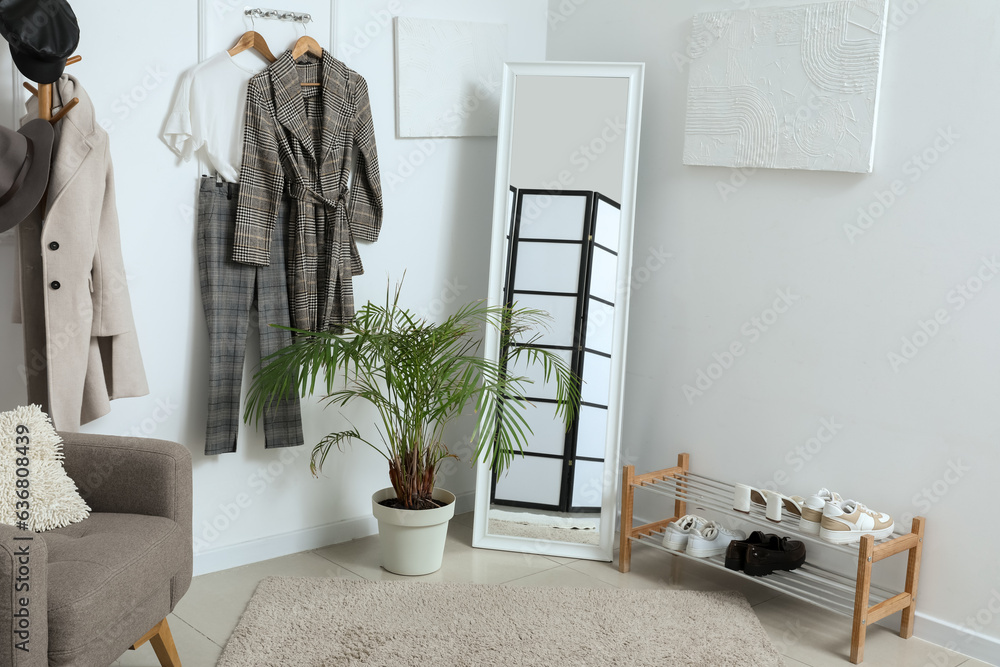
[619,454,926,664]
[245,6,313,23]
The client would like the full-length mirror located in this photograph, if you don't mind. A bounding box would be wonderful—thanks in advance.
[473,62,644,560]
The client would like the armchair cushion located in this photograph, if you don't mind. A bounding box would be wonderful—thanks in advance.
[43,512,188,659]
[59,432,193,610]
[59,433,191,521]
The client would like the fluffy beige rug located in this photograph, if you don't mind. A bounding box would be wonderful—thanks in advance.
[218,577,781,666]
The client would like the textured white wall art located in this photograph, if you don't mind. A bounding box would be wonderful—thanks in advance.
[683,0,889,173]
[394,17,508,138]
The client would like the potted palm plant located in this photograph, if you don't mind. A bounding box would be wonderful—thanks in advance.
[246,283,579,575]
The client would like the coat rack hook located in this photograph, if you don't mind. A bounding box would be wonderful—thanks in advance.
[244,6,312,23]
[49,98,79,124]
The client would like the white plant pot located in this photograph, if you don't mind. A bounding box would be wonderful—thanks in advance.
[371,487,456,576]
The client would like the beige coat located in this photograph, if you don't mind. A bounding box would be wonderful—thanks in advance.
[14,74,148,431]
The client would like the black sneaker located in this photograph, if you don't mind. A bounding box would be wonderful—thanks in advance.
[724,531,779,571]
[743,536,807,577]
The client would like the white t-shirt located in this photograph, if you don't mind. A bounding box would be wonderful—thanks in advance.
[162,51,266,183]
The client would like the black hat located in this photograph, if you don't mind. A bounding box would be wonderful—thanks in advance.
[0,119,54,233]
[0,0,79,84]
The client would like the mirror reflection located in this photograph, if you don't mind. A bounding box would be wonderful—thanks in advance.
[474,63,644,560]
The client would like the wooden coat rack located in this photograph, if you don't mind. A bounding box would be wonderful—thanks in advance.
[22,55,82,123]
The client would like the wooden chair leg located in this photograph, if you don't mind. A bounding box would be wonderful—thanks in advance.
[131,618,182,667]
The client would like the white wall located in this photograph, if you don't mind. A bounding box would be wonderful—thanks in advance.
[549,0,1000,661]
[0,0,545,575]
[4,0,995,659]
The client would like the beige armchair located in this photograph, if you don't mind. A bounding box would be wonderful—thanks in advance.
[0,433,193,666]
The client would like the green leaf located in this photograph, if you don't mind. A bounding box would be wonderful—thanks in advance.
[244,279,582,499]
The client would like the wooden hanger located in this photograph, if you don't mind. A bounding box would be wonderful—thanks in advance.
[22,55,81,124]
[291,36,323,86]
[291,35,322,60]
[228,30,276,63]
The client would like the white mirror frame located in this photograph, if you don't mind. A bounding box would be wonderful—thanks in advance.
[473,61,645,561]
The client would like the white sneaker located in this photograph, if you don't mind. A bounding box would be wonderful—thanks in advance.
[686,522,746,558]
[799,488,843,535]
[819,500,894,544]
[662,515,708,551]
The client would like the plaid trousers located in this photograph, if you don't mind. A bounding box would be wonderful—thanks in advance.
[198,176,304,455]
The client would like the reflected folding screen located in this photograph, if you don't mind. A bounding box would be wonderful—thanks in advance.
[492,189,622,513]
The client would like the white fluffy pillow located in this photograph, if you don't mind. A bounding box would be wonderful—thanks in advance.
[0,405,90,531]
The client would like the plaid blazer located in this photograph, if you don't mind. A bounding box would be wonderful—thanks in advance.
[234,50,383,331]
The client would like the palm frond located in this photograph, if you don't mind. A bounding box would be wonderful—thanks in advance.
[245,281,582,509]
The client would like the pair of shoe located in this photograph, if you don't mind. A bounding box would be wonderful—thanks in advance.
[663,515,746,558]
[725,531,807,577]
[733,485,808,522]
[818,499,895,544]
[798,488,895,543]
[736,486,895,543]
[798,488,843,533]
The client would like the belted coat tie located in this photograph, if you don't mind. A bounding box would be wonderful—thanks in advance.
[233,50,383,331]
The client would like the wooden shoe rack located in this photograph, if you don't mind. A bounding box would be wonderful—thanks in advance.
[619,454,925,664]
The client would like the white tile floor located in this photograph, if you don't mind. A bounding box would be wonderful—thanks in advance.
[116,512,981,666]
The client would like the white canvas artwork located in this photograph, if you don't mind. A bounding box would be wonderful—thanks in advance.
[682,0,889,173]
[394,17,508,138]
